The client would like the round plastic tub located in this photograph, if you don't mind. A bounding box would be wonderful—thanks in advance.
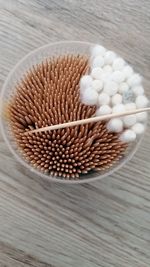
[0,41,145,184]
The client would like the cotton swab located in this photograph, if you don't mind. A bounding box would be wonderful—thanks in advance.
[27,107,150,134]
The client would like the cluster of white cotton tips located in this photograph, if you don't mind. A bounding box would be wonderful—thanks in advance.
[80,44,149,142]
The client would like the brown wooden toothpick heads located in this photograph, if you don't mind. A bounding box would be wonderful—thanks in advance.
[8,55,128,179]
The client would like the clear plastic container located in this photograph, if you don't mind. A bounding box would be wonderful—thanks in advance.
[0,41,145,184]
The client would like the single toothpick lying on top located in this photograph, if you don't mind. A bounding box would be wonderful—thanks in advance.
[27,107,150,134]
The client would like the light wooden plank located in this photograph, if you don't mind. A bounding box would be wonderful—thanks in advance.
[0,0,150,266]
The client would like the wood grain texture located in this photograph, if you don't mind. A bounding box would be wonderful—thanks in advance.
[0,0,150,266]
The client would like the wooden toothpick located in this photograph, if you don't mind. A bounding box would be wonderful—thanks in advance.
[26,107,150,134]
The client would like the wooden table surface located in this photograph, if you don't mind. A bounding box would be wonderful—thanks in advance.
[0,1,150,266]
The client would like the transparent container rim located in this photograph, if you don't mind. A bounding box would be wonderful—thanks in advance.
[0,40,145,184]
